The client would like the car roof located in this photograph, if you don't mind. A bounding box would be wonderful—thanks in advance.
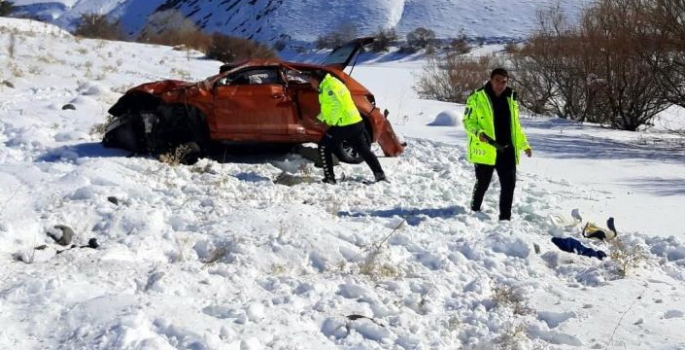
[219,37,375,73]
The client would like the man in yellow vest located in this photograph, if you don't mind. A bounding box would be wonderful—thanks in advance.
[463,68,532,220]
[308,70,386,184]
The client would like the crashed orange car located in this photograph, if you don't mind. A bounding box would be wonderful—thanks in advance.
[103,38,404,164]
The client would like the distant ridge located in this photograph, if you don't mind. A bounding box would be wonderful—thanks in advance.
[11,0,585,45]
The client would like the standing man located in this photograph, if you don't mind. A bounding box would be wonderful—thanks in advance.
[463,68,532,220]
[308,70,386,184]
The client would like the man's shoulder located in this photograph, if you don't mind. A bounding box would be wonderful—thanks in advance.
[467,87,486,102]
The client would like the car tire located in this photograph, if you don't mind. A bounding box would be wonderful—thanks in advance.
[334,127,371,164]
[165,105,210,160]
[178,142,202,165]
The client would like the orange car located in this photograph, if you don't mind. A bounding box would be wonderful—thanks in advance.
[103,38,404,164]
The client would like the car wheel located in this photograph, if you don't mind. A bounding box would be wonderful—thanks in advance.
[334,128,370,164]
[178,142,202,165]
[163,105,210,159]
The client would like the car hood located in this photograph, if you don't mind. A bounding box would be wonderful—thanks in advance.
[129,80,195,95]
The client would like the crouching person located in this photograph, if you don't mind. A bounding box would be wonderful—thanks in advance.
[307,70,386,184]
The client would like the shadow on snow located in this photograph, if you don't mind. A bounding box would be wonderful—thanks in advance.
[338,205,467,226]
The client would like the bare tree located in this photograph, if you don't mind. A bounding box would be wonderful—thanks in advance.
[402,27,436,53]
[138,10,211,52]
[0,0,15,17]
[510,0,671,130]
[74,14,124,40]
[510,6,603,121]
[415,53,492,103]
[315,23,358,50]
[581,0,671,130]
[206,33,276,63]
[641,0,685,108]
[370,27,397,53]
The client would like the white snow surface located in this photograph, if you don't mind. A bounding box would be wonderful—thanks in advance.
[9,0,586,44]
[2,18,685,350]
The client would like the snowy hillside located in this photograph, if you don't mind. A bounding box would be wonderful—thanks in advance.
[10,0,586,44]
[2,17,685,350]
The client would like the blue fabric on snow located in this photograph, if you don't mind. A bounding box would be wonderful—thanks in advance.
[551,237,607,260]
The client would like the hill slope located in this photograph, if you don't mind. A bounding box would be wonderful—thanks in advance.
[11,0,585,44]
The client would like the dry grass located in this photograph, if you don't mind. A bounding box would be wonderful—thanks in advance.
[492,283,533,316]
[202,246,228,269]
[495,322,529,350]
[608,238,648,277]
[159,144,193,166]
[8,32,16,59]
[355,220,406,281]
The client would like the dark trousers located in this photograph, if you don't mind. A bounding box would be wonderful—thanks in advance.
[318,122,384,180]
[470,162,517,220]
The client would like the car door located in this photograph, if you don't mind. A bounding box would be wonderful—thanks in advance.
[321,37,375,71]
[212,67,295,140]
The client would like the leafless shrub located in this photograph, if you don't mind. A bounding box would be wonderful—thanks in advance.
[272,34,291,52]
[314,23,358,50]
[202,246,228,269]
[504,42,520,54]
[580,0,671,130]
[415,54,491,103]
[400,27,436,54]
[355,220,405,281]
[206,33,276,63]
[7,31,16,59]
[639,0,685,109]
[370,27,397,53]
[0,1,15,17]
[509,1,672,130]
[608,238,648,277]
[89,115,113,136]
[491,283,534,316]
[448,35,471,55]
[159,143,193,166]
[8,61,23,77]
[138,10,212,52]
[495,322,530,350]
[74,14,125,41]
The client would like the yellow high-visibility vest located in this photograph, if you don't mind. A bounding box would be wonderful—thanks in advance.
[317,74,362,127]
[462,88,530,165]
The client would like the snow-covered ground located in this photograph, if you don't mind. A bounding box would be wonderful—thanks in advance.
[2,18,685,350]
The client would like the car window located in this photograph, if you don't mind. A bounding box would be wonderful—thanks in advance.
[284,69,309,84]
[219,69,280,86]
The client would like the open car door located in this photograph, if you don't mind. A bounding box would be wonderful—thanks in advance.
[321,37,375,71]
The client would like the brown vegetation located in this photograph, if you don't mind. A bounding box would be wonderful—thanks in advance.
[74,14,125,41]
[206,33,277,62]
[415,54,492,103]
[315,23,357,50]
[509,0,676,130]
[0,0,14,17]
[137,10,211,52]
[401,27,436,53]
[370,27,397,53]
[417,0,682,131]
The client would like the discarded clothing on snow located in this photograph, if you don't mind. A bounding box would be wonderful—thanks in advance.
[551,237,607,260]
[582,217,617,241]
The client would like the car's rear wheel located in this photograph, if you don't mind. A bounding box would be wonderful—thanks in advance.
[334,126,371,164]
